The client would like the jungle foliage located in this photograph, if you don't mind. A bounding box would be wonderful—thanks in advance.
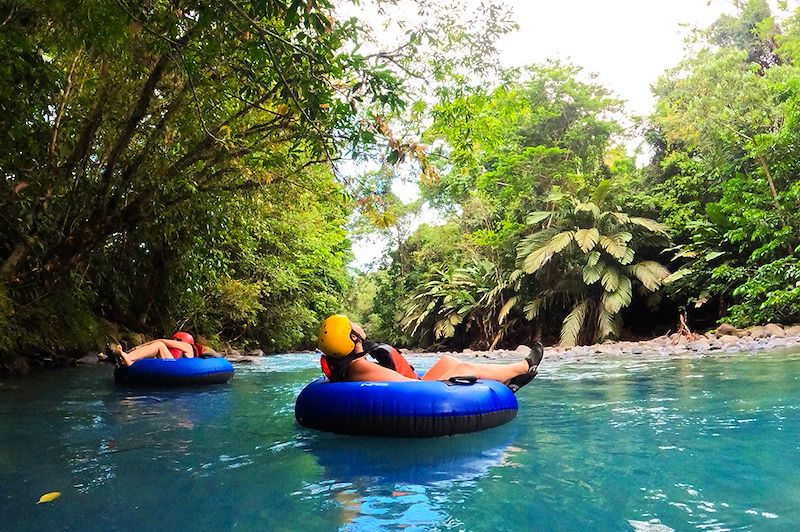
[355,0,800,349]
[0,0,514,362]
[5,0,800,362]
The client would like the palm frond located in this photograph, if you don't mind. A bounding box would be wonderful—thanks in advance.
[526,211,552,225]
[596,306,618,341]
[602,276,632,314]
[620,247,635,265]
[663,268,692,284]
[629,217,669,235]
[599,235,628,260]
[600,266,620,292]
[550,230,575,253]
[498,296,519,325]
[610,212,630,224]
[583,263,603,285]
[574,227,600,253]
[523,298,544,320]
[434,318,456,339]
[575,201,600,218]
[560,300,588,347]
[521,247,554,274]
[586,250,601,267]
[629,261,671,292]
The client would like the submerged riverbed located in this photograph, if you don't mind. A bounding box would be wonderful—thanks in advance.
[1,350,798,531]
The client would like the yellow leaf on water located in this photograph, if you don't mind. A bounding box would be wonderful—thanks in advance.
[37,491,61,504]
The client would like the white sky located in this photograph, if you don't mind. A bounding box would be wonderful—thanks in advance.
[350,0,794,269]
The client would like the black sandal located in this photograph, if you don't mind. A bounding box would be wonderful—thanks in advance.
[507,342,544,393]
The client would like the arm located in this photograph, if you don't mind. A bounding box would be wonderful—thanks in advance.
[161,339,195,357]
[347,358,417,382]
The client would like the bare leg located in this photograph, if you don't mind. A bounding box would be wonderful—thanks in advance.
[114,341,173,366]
[421,355,529,384]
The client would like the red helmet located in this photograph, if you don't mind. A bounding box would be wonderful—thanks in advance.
[172,331,194,344]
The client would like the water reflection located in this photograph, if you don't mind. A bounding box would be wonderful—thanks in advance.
[299,424,520,529]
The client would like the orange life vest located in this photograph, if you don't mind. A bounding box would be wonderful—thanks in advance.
[320,343,417,381]
[169,343,203,359]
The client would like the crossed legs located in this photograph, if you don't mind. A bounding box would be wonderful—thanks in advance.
[112,340,174,367]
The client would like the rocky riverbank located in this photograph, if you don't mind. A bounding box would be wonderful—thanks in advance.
[398,322,800,363]
[67,322,800,370]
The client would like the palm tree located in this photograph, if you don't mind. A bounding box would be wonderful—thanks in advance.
[400,259,514,348]
[514,182,672,346]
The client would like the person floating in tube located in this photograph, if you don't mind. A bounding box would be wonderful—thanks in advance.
[108,331,206,367]
[317,315,543,393]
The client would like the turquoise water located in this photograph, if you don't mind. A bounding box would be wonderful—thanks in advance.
[1,351,799,531]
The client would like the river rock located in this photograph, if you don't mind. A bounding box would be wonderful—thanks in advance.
[686,339,711,352]
[719,334,739,345]
[716,323,738,336]
[764,323,785,337]
[785,325,800,336]
[514,345,532,356]
[746,325,768,338]
[75,353,100,366]
[246,349,265,357]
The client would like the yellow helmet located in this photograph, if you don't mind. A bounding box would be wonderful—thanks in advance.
[317,314,355,358]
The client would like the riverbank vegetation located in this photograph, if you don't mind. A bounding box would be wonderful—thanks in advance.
[2,0,800,368]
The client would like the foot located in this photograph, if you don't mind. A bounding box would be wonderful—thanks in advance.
[110,345,129,367]
[507,342,544,394]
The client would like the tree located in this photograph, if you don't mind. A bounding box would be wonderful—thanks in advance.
[514,182,671,346]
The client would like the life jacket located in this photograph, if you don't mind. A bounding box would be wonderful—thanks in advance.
[367,344,418,379]
[169,343,203,359]
[320,343,418,382]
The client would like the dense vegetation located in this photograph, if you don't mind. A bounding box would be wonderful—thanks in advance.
[0,0,514,366]
[351,0,800,350]
[3,0,800,368]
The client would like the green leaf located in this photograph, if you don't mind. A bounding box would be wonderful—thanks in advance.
[629,217,669,234]
[525,211,552,225]
[550,231,575,253]
[560,300,588,347]
[574,227,599,253]
[630,261,671,292]
[522,247,554,273]
[599,235,628,260]
[523,298,543,320]
[498,296,518,325]
[602,276,632,314]
[583,263,603,285]
[601,267,620,292]
[586,250,601,267]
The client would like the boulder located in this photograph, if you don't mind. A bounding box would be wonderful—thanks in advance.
[685,339,711,352]
[746,325,768,338]
[716,323,738,336]
[719,334,740,345]
[75,353,100,366]
[784,325,800,336]
[763,323,785,337]
[514,345,532,356]
[246,349,265,357]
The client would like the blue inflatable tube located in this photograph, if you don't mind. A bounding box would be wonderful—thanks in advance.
[295,377,518,438]
[114,357,234,386]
